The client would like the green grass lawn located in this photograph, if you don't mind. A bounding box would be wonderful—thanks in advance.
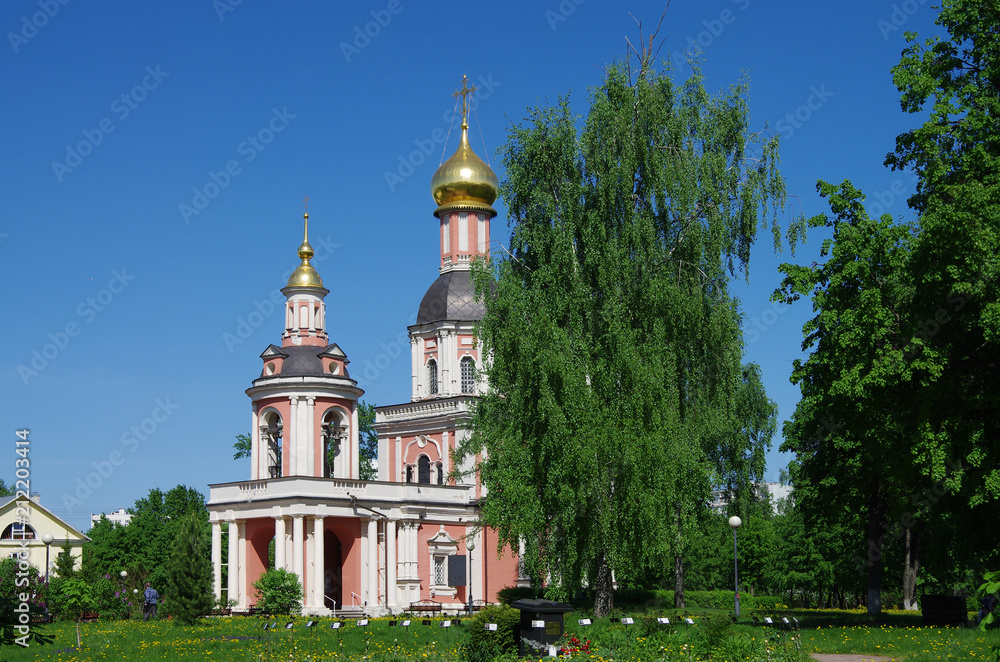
[4,609,999,661]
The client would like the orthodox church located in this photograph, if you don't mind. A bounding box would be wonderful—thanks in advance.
[207,79,521,616]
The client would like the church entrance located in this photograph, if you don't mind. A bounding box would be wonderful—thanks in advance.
[324,531,343,611]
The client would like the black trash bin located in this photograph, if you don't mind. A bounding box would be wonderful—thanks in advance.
[510,598,574,657]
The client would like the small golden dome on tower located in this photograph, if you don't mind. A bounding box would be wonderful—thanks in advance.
[431,75,499,217]
[286,211,324,288]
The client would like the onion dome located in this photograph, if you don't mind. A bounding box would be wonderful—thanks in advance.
[430,75,498,218]
[286,212,324,288]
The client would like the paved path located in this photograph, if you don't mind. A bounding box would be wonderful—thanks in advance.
[811,655,897,662]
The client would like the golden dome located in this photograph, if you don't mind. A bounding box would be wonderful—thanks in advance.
[286,212,324,288]
[431,76,498,217]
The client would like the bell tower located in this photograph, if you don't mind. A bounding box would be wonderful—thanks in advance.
[409,75,498,401]
[246,206,364,481]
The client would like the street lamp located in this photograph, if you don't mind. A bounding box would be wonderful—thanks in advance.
[120,569,128,594]
[41,533,54,584]
[728,516,742,619]
[467,541,475,616]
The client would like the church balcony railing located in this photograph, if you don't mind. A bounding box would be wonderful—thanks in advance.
[376,397,474,424]
[208,475,474,507]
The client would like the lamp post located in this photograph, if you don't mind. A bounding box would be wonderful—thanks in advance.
[467,541,475,615]
[120,569,128,594]
[41,533,54,584]
[728,516,742,619]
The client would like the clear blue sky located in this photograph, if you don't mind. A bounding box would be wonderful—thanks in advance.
[1,1,940,533]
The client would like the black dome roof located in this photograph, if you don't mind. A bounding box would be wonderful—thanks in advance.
[415,270,486,325]
[279,345,328,377]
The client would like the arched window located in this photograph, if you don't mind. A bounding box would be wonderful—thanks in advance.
[427,359,438,395]
[436,462,444,485]
[418,455,431,484]
[2,523,35,540]
[460,356,475,393]
[322,410,346,478]
[406,466,413,483]
[259,412,283,479]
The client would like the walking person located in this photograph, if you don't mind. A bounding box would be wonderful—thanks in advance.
[143,582,160,621]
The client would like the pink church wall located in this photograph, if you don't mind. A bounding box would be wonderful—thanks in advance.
[328,518,361,606]
[483,526,520,603]
[245,518,275,604]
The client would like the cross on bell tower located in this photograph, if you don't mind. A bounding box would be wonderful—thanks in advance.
[453,75,477,128]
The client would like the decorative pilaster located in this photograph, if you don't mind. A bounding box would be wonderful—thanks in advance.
[386,519,397,611]
[211,521,222,602]
[366,518,378,607]
[312,516,325,611]
[227,521,239,605]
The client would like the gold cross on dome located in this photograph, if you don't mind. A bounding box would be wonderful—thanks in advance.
[303,195,309,213]
[453,74,477,125]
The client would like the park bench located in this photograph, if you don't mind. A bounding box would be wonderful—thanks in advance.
[408,600,443,616]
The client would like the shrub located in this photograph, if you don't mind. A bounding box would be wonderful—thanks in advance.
[253,568,302,615]
[464,604,520,661]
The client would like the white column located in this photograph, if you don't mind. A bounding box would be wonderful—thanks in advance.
[367,518,378,607]
[395,437,402,483]
[442,430,450,481]
[274,516,286,571]
[351,406,360,479]
[288,397,299,476]
[313,516,325,610]
[297,397,309,475]
[410,336,419,401]
[211,521,222,602]
[227,521,238,606]
[292,515,304,599]
[306,397,316,477]
[250,406,259,479]
[386,519,397,610]
[441,332,451,395]
[408,523,418,578]
[237,521,247,608]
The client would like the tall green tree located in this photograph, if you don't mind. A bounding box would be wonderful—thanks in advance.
[461,43,797,615]
[776,180,915,615]
[85,485,208,591]
[885,0,1000,569]
[164,513,214,624]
